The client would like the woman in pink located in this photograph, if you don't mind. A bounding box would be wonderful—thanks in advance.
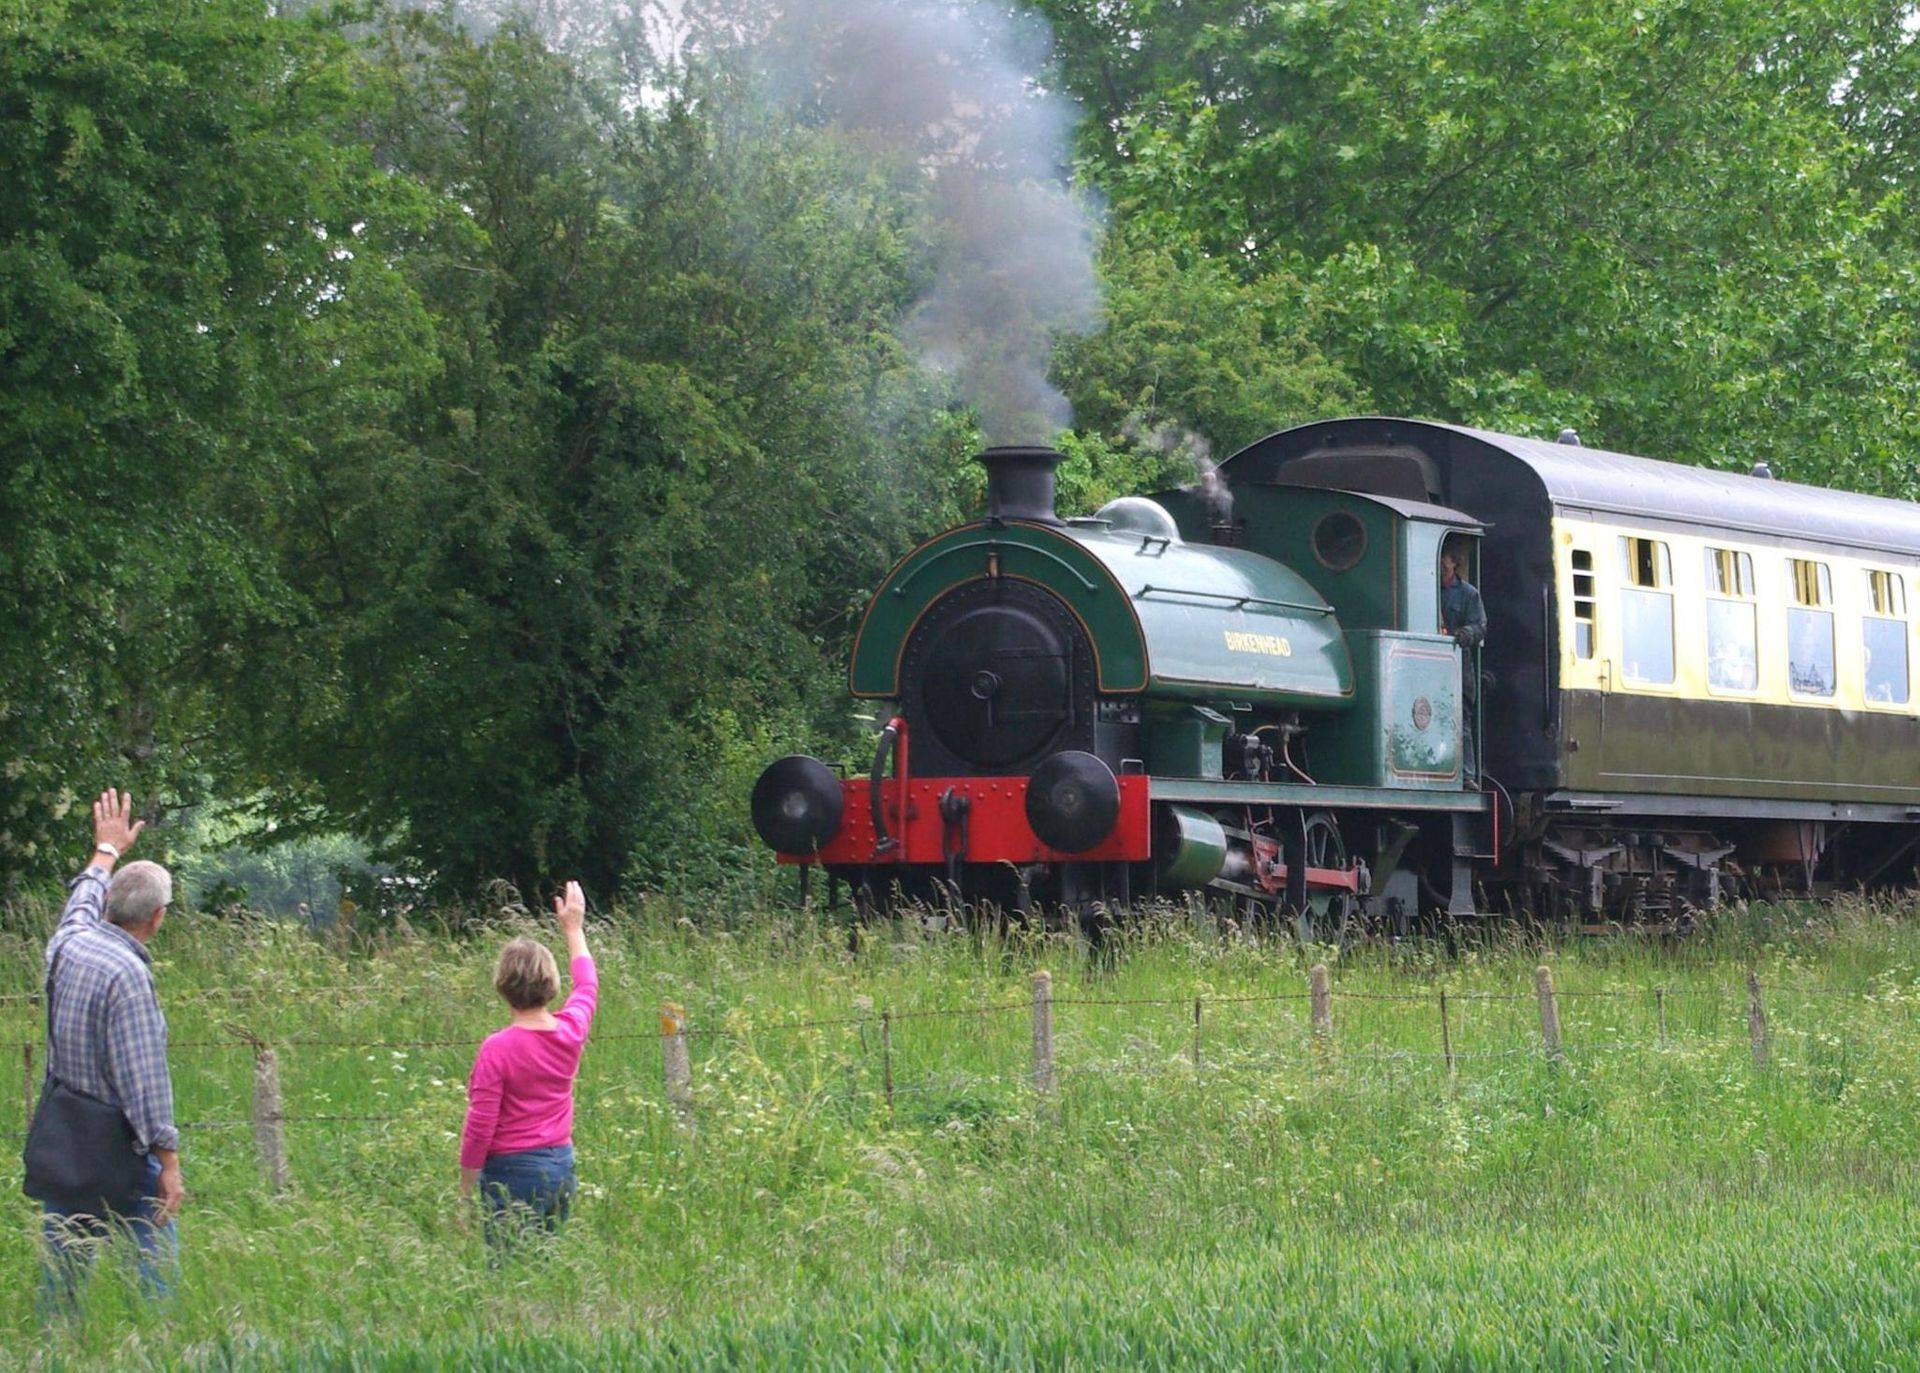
[459,880,597,1240]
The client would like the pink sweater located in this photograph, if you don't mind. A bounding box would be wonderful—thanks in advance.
[459,955,598,1169]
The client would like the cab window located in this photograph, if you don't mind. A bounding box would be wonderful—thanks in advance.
[1618,536,1674,685]
[1704,547,1758,692]
[1787,558,1835,697]
[1864,569,1909,704]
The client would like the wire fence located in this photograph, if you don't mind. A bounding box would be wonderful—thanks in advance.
[7,961,1915,1176]
[0,977,1894,1012]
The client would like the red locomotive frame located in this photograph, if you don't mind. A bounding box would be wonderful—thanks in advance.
[776,719,1362,895]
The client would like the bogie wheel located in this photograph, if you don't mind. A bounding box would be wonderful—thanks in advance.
[1295,812,1358,949]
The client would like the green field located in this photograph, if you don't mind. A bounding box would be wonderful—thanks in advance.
[6,900,1920,1369]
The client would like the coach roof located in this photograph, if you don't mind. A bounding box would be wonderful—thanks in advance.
[1221,417,1920,560]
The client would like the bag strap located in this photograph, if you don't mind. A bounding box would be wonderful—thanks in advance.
[43,946,56,1057]
[42,942,65,1082]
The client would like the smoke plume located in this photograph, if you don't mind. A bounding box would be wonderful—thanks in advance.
[752,1,1102,444]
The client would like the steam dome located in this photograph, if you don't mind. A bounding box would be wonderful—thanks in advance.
[1093,496,1182,543]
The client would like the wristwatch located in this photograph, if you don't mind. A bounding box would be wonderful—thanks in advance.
[94,841,120,861]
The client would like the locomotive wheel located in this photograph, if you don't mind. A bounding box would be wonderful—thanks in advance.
[1295,812,1357,949]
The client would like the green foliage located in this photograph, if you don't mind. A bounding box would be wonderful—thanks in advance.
[6,902,1920,1365]
[227,16,966,901]
[1,4,970,897]
[1035,0,1920,487]
[0,0,439,882]
[1056,236,1361,462]
[168,801,377,917]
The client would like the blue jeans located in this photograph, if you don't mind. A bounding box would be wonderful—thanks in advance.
[479,1144,575,1247]
[39,1151,178,1315]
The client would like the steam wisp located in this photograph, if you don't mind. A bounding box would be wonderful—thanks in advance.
[1124,414,1230,523]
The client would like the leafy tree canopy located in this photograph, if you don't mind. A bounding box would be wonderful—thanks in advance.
[0,0,441,881]
[1034,0,1920,488]
[237,12,967,898]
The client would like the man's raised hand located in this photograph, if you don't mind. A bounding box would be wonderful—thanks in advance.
[92,788,145,861]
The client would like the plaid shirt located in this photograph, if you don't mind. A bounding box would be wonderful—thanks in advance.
[42,864,178,1153]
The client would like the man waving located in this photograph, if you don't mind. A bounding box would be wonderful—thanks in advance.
[33,789,183,1308]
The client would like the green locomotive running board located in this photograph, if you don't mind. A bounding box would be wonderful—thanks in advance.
[1149,778,1491,813]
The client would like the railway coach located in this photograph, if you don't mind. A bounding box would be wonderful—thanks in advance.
[752,417,1920,932]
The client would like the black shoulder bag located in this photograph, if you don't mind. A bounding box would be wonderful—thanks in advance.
[21,948,149,1217]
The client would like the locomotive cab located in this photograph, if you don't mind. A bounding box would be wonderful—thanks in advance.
[1153,481,1485,790]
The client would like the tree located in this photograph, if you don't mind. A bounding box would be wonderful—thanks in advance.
[1030,0,1920,488]
[236,16,963,898]
[1056,235,1360,466]
[0,0,439,884]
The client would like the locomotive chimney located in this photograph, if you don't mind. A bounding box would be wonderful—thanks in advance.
[979,446,1066,526]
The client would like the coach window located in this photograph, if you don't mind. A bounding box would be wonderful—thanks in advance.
[1570,549,1596,658]
[1787,558,1836,697]
[1618,536,1674,685]
[1863,569,1909,705]
[1704,547,1758,692]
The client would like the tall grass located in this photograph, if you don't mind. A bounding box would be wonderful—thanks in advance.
[5,897,1920,1368]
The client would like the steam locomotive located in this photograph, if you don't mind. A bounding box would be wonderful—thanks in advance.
[752,417,1920,933]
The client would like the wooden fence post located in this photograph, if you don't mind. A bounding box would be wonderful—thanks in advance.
[1031,970,1055,1097]
[1438,989,1457,1080]
[1310,964,1333,1050]
[250,1046,290,1194]
[1655,987,1668,1048]
[1535,965,1563,1061]
[881,1009,895,1119]
[660,1002,694,1132]
[1747,972,1769,1068]
[1191,996,1203,1071]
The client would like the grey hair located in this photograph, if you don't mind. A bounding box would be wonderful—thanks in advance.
[106,861,173,928]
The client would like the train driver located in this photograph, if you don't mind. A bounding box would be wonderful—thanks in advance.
[1440,538,1487,784]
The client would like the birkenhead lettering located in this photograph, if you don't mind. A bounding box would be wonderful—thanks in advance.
[1223,630,1292,657]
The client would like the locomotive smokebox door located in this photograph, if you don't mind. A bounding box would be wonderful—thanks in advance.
[915,582,1077,769]
[903,578,1099,775]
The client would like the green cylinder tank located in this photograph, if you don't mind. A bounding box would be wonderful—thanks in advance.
[1154,805,1229,888]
